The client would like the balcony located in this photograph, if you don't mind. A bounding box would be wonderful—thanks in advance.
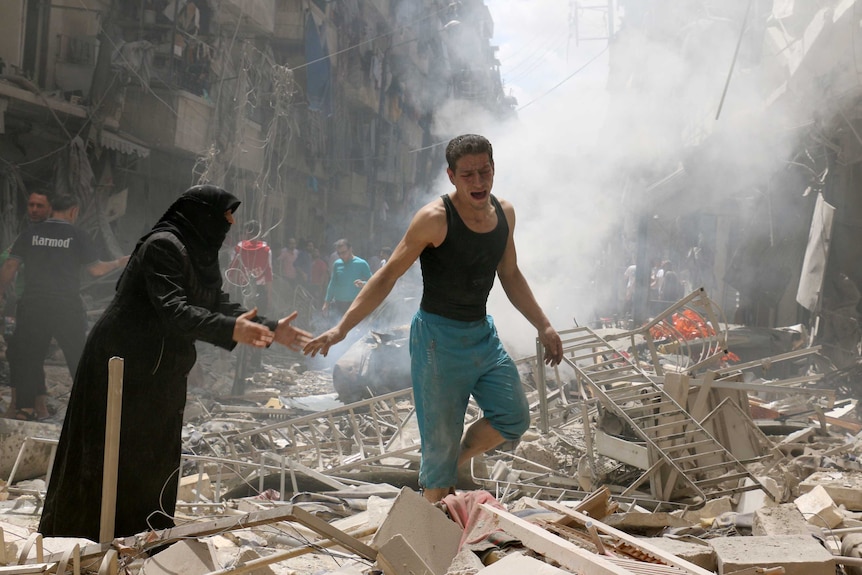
[120,87,213,155]
[119,86,264,173]
[54,35,99,99]
[274,0,304,44]
[341,56,381,112]
[338,172,371,209]
[212,0,276,35]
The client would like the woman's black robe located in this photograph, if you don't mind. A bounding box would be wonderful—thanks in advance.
[39,227,275,541]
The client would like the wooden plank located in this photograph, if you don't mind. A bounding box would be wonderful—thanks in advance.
[478,504,633,575]
[201,526,376,575]
[0,565,51,575]
[658,373,688,499]
[100,358,124,544]
[818,416,862,434]
[688,372,715,423]
[289,506,377,561]
[538,501,714,575]
[595,431,649,470]
[115,504,376,560]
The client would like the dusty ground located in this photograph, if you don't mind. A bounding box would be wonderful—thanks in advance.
[0,340,333,422]
[0,340,360,575]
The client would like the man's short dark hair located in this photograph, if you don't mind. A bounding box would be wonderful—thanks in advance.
[30,189,53,203]
[334,239,351,250]
[51,194,79,212]
[445,134,494,171]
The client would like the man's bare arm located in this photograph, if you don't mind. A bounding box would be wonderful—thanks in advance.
[303,201,446,357]
[495,200,563,365]
[86,255,130,278]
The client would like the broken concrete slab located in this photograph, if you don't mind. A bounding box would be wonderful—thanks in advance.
[795,484,843,528]
[752,504,812,536]
[709,534,835,575]
[682,496,734,525]
[177,473,214,503]
[475,552,570,574]
[601,511,692,535]
[735,477,779,515]
[447,547,486,574]
[140,540,217,575]
[0,420,59,482]
[636,536,716,572]
[377,534,436,575]
[372,488,461,575]
[841,533,862,575]
[799,472,862,511]
[226,548,277,575]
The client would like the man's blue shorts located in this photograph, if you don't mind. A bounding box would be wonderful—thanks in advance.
[409,309,529,490]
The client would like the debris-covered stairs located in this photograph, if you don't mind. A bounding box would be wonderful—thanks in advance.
[562,326,774,502]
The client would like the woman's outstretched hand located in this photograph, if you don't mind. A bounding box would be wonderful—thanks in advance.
[275,311,313,351]
[233,308,274,347]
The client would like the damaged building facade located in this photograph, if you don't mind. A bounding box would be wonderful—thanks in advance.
[7,2,862,574]
[604,0,862,372]
[0,0,513,278]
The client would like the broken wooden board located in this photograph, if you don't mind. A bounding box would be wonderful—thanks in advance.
[49,503,377,565]
[536,501,714,575]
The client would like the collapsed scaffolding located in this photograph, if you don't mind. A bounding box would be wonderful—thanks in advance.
[155,288,837,513]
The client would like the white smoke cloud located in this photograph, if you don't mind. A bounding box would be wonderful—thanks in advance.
[423,1,613,357]
[422,1,798,358]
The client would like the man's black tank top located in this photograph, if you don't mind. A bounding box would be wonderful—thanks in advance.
[419,194,509,321]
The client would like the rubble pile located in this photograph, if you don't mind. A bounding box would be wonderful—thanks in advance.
[3,290,862,573]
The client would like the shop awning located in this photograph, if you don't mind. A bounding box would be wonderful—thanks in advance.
[98,129,150,158]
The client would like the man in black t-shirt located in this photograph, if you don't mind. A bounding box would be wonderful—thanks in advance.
[0,195,129,420]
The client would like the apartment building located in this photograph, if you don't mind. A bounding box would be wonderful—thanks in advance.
[0,0,512,261]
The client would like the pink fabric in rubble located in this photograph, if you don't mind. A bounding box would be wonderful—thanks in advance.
[441,490,507,550]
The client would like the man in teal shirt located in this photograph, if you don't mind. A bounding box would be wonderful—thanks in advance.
[323,239,371,320]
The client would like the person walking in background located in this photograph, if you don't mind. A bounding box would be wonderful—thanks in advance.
[294,239,313,285]
[323,239,371,321]
[658,260,684,303]
[0,194,128,421]
[1,190,54,323]
[277,237,299,283]
[309,246,329,306]
[229,221,274,383]
[38,185,311,541]
[303,134,563,503]
[231,221,273,314]
[1,190,53,414]
[25,190,52,223]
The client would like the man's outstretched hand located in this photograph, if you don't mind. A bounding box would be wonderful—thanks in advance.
[274,311,313,351]
[540,326,563,366]
[302,327,346,357]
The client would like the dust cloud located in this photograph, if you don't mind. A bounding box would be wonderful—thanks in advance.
[416,1,797,358]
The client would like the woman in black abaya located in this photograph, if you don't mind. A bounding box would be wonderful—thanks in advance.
[39,185,310,541]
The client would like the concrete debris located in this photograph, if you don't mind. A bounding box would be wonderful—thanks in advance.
[4,292,862,573]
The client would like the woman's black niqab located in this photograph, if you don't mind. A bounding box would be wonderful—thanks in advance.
[127,184,240,289]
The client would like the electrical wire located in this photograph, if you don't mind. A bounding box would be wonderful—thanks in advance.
[502,29,570,81]
[516,43,608,112]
